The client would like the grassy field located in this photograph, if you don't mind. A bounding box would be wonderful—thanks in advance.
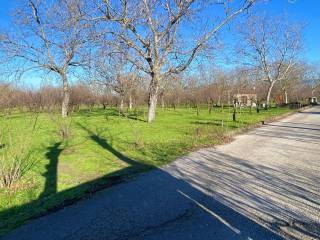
[0,106,293,235]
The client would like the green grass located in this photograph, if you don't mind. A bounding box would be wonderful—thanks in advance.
[0,106,292,235]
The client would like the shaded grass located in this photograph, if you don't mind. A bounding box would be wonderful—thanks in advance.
[0,106,292,235]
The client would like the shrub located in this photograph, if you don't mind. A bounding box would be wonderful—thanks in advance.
[0,127,37,189]
[0,147,36,189]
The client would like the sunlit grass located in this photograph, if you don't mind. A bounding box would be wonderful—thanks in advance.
[0,105,292,235]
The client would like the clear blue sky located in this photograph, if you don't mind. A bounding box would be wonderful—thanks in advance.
[258,0,320,63]
[0,0,319,86]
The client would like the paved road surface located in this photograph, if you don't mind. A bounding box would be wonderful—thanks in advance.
[2,107,320,240]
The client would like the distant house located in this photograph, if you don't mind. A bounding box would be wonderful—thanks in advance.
[234,93,257,107]
[309,97,318,105]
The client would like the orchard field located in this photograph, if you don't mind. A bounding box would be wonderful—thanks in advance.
[0,106,292,235]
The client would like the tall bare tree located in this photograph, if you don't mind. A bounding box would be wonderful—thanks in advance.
[279,63,305,104]
[93,0,257,122]
[238,15,302,107]
[303,63,320,97]
[92,51,136,112]
[0,0,93,117]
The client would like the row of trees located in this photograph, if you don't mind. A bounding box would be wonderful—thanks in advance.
[0,0,319,122]
[1,62,317,115]
[1,0,257,122]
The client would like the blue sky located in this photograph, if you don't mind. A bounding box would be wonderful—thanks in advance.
[0,0,319,87]
[258,0,320,63]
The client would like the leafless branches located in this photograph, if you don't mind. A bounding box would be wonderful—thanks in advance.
[93,0,257,122]
[1,0,94,117]
[237,15,303,107]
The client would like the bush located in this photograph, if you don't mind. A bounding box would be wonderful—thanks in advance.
[0,127,37,189]
[0,147,36,189]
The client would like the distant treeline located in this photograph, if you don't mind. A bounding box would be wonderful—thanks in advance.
[0,72,315,115]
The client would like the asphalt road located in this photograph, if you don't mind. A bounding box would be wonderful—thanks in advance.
[2,106,320,240]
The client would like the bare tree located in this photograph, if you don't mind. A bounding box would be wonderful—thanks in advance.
[278,63,305,104]
[0,0,93,117]
[214,70,231,108]
[238,15,302,108]
[303,63,320,97]
[93,0,256,122]
[92,51,136,112]
[165,76,185,109]
[126,72,143,110]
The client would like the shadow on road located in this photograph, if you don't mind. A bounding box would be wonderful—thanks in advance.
[264,123,320,131]
[168,150,320,240]
[0,130,285,240]
[1,113,320,240]
[249,121,320,144]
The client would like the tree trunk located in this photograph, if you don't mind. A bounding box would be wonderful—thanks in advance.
[284,89,288,104]
[129,95,133,110]
[147,74,159,123]
[266,81,275,109]
[233,99,237,122]
[209,104,213,114]
[119,97,124,112]
[161,94,165,109]
[61,73,70,118]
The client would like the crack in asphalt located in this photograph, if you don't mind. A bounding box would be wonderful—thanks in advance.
[117,207,194,240]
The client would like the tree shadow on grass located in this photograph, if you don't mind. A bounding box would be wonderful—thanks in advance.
[191,120,238,128]
[77,107,147,122]
[0,150,288,240]
[0,140,152,237]
[124,114,147,122]
[2,108,319,239]
[38,142,62,199]
[0,123,154,236]
[77,123,151,171]
[0,125,295,240]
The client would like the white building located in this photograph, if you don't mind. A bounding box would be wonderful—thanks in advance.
[234,94,257,107]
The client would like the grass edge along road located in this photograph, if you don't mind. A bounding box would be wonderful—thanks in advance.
[0,106,293,236]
